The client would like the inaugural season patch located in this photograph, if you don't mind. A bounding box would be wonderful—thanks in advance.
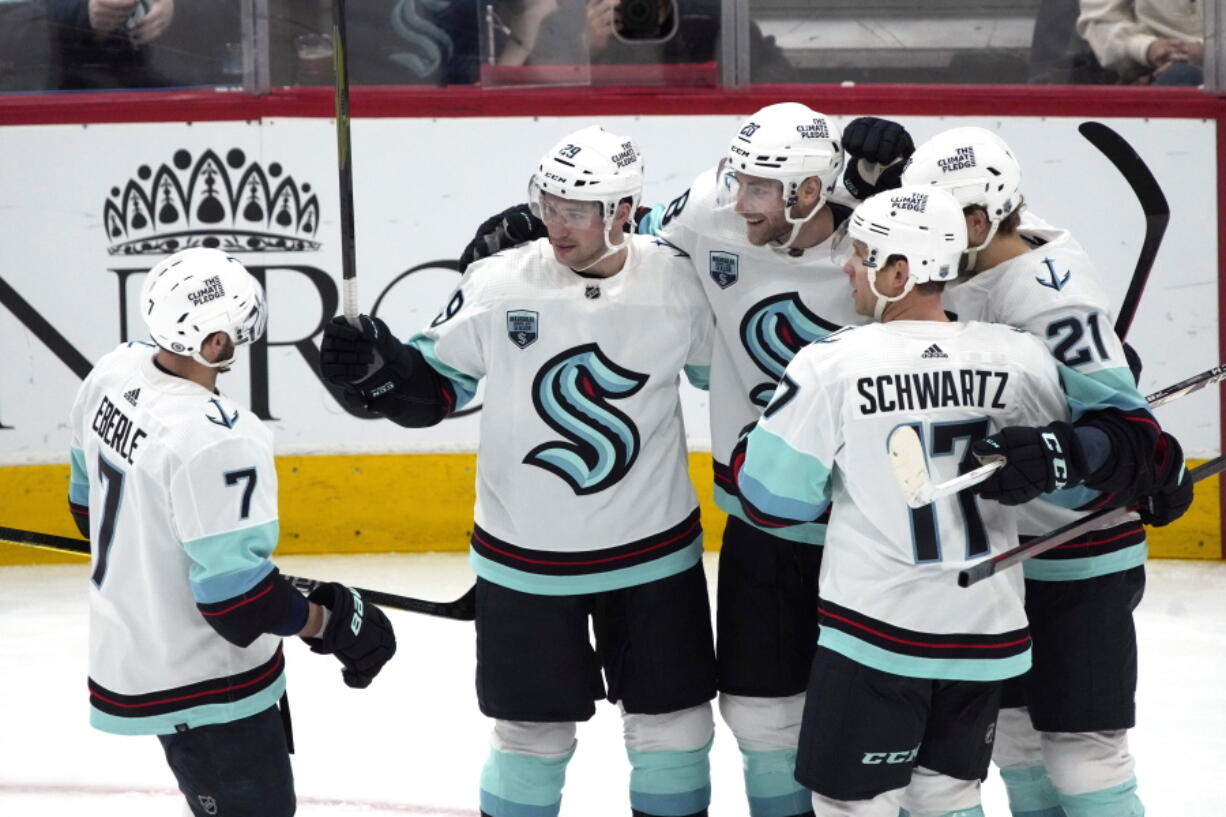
[507,310,539,349]
[710,250,739,289]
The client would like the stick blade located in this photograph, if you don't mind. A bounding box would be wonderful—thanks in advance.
[1078,121,1169,218]
[888,426,933,509]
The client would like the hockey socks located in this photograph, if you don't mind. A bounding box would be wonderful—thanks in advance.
[1055,779,1143,817]
[624,705,715,817]
[479,723,576,817]
[741,746,813,817]
[999,765,1067,817]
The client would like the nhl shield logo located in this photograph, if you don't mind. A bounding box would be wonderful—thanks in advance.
[709,251,739,289]
[507,310,539,349]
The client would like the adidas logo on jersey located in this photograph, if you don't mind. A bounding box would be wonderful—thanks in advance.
[123,388,141,406]
[921,344,948,359]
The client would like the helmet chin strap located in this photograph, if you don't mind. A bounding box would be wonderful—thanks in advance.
[769,192,826,254]
[964,213,1007,271]
[867,270,915,322]
[568,215,630,273]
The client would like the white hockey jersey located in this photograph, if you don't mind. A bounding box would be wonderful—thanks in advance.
[409,235,715,596]
[737,321,1085,681]
[69,343,285,735]
[943,212,1151,581]
[654,167,866,544]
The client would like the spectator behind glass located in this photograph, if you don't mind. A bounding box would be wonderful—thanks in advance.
[490,0,795,82]
[1077,0,1203,85]
[47,0,175,89]
[0,1,56,91]
[1026,0,1117,84]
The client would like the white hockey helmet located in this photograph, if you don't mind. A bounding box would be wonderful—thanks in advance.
[529,125,643,226]
[720,103,844,249]
[901,126,1022,256]
[140,247,267,368]
[847,185,968,320]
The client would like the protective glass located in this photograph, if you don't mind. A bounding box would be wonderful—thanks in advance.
[713,158,786,216]
[529,182,604,230]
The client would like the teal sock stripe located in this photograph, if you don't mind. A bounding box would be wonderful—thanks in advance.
[627,737,713,816]
[740,747,811,817]
[479,746,573,817]
[1056,778,1143,817]
[999,764,1067,816]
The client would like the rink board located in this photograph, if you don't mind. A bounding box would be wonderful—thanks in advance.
[0,454,1217,566]
[0,88,1221,562]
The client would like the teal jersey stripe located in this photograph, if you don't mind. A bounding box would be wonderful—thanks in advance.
[69,447,89,504]
[684,364,711,391]
[90,673,285,736]
[183,520,279,588]
[1023,541,1147,582]
[1058,363,1149,419]
[739,427,833,522]
[819,629,1032,682]
[714,485,827,545]
[191,560,276,604]
[636,203,666,236]
[470,536,702,596]
[1042,483,1101,509]
[408,334,479,409]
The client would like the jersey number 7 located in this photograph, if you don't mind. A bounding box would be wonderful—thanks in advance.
[901,420,990,564]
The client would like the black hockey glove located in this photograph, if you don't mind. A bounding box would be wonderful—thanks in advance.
[1138,432,1193,527]
[458,203,548,272]
[303,582,397,689]
[960,422,1087,506]
[841,117,914,200]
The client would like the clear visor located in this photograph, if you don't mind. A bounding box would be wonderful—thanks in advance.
[829,220,855,266]
[528,179,605,230]
[714,157,789,217]
[232,287,268,346]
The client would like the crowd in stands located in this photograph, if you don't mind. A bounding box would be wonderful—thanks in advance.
[0,0,1208,93]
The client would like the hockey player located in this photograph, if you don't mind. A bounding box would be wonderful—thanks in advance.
[901,126,1191,817]
[319,126,718,817]
[67,247,397,817]
[456,104,916,817]
[735,184,1119,817]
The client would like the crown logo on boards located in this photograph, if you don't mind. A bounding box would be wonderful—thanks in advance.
[104,148,322,255]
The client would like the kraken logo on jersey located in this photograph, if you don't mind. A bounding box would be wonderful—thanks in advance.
[524,344,649,495]
[740,293,841,407]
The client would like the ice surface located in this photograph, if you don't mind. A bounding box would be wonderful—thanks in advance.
[3,553,1223,815]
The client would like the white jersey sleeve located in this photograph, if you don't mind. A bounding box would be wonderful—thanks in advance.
[407,269,493,409]
[170,435,280,604]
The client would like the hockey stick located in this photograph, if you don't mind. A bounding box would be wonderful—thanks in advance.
[958,454,1226,587]
[889,425,1003,509]
[1077,122,1169,340]
[888,363,1226,508]
[332,0,359,322]
[0,525,476,621]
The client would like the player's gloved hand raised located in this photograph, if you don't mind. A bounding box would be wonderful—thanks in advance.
[303,582,397,689]
[959,423,1085,506]
[320,313,407,386]
[1138,432,1193,527]
[458,204,548,273]
[841,117,914,200]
